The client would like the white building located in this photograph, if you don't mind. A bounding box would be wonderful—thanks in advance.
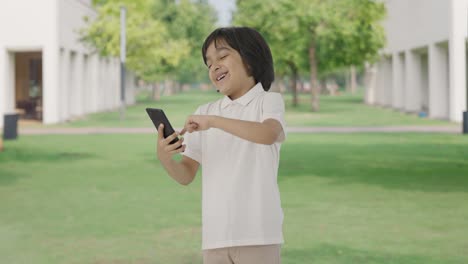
[0,0,136,127]
[366,0,468,122]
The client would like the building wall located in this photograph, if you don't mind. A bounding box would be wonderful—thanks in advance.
[367,0,468,122]
[0,0,57,126]
[0,1,56,48]
[59,0,95,54]
[383,0,451,53]
[0,0,136,127]
[56,0,135,123]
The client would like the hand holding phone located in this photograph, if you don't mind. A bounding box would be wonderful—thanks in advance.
[146,108,182,149]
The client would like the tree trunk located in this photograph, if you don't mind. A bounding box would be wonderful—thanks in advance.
[345,69,351,93]
[279,79,286,93]
[164,79,173,96]
[152,83,160,101]
[175,82,181,94]
[309,41,320,111]
[350,65,357,94]
[288,63,298,107]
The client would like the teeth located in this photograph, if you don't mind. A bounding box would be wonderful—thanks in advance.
[217,73,226,81]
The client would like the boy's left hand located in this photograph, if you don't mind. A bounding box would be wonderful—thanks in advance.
[184,115,213,133]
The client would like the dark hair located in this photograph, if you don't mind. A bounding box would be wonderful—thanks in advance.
[201,27,274,91]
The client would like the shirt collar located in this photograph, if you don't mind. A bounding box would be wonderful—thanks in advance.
[221,83,265,109]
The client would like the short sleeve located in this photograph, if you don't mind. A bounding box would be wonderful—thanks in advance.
[261,92,286,143]
[182,107,202,164]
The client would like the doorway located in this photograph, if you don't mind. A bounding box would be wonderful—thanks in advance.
[15,52,43,121]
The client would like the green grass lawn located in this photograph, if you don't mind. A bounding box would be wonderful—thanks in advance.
[29,89,455,129]
[1,133,467,263]
[282,93,455,127]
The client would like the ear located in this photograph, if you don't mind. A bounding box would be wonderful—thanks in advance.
[244,63,253,76]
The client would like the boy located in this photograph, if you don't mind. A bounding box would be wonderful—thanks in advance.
[156,27,285,264]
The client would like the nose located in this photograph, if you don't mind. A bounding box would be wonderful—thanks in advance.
[209,64,220,78]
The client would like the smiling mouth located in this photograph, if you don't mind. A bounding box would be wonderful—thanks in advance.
[216,73,228,82]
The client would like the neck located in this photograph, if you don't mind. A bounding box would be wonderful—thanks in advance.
[228,78,256,100]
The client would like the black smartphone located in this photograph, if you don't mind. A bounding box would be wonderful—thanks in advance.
[146,108,181,148]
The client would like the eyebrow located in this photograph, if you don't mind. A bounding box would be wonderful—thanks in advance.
[206,46,230,62]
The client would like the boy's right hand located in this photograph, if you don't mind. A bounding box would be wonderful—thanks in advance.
[156,124,186,163]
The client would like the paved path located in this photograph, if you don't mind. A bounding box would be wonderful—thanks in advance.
[19,126,462,135]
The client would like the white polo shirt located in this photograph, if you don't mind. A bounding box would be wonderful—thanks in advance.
[182,83,286,250]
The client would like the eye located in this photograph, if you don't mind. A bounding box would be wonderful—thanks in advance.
[220,55,228,60]
[207,64,212,69]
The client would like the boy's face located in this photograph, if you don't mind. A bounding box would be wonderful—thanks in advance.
[205,39,255,100]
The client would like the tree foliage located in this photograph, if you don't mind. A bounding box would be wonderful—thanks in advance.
[81,0,217,84]
[234,0,386,110]
[153,0,217,83]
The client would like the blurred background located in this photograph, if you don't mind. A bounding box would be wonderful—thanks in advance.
[0,0,467,263]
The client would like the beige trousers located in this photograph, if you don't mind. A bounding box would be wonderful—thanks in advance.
[203,244,281,264]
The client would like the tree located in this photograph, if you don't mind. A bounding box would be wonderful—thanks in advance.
[234,0,386,111]
[234,0,308,107]
[82,0,217,99]
[81,0,189,92]
[297,0,386,110]
[153,0,217,85]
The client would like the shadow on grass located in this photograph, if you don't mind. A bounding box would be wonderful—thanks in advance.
[0,148,95,163]
[279,140,468,193]
[0,144,95,185]
[0,168,28,185]
[283,243,459,264]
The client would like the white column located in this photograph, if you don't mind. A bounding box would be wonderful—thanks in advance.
[375,61,385,105]
[448,0,468,122]
[59,48,70,121]
[75,53,84,116]
[392,52,405,109]
[69,52,77,116]
[110,59,116,109]
[429,43,449,119]
[3,52,15,112]
[43,45,60,124]
[7,52,14,113]
[42,0,60,124]
[364,63,377,105]
[0,49,15,127]
[106,59,112,110]
[89,54,99,113]
[102,58,108,110]
[82,54,89,114]
[405,50,421,112]
[98,57,105,111]
[117,60,123,106]
[420,53,429,112]
[0,48,5,127]
[104,58,110,110]
[113,58,119,108]
[93,57,99,112]
[101,57,106,111]
[383,57,393,107]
